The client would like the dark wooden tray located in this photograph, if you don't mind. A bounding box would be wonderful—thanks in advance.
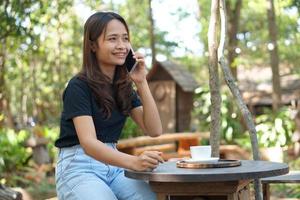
[176,159,241,169]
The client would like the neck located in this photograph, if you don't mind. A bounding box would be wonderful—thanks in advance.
[99,64,116,81]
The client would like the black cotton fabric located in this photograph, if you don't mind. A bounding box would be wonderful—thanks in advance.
[55,76,142,148]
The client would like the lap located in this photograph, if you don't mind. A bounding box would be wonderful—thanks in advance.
[57,174,117,200]
[110,170,156,200]
[55,145,156,200]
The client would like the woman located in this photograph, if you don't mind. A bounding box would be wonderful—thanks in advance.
[55,11,163,200]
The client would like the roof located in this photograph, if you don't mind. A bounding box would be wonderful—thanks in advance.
[147,60,199,92]
[238,67,300,105]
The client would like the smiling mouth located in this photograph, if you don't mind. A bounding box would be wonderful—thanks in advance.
[113,52,127,58]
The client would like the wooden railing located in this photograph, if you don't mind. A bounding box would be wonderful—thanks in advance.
[117,132,209,160]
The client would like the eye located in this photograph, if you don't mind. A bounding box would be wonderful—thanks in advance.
[123,36,129,42]
[108,37,117,41]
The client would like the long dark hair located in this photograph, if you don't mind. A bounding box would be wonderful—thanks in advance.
[78,11,134,119]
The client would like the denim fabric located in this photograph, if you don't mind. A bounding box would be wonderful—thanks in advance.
[55,144,156,200]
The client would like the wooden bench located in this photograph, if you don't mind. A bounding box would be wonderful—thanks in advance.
[117,132,208,160]
[261,171,300,200]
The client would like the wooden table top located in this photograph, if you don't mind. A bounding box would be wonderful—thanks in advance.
[261,170,300,183]
[125,160,289,182]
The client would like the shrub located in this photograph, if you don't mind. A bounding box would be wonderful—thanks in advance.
[0,128,30,174]
[192,86,296,149]
[192,86,244,143]
[120,117,143,139]
[255,107,295,147]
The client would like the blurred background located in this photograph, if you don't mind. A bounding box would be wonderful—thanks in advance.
[0,0,300,199]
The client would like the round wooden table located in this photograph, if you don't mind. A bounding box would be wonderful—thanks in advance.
[125,160,289,200]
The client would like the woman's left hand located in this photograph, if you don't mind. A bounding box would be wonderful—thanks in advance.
[129,52,147,84]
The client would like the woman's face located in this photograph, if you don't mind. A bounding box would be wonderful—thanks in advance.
[95,19,130,69]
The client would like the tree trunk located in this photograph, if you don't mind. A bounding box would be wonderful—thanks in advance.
[0,38,14,129]
[226,0,242,80]
[0,39,6,128]
[266,0,281,111]
[208,0,221,157]
[148,0,156,67]
[219,1,262,199]
[19,59,27,127]
[55,0,63,111]
[31,57,38,120]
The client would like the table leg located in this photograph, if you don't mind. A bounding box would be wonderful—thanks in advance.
[227,183,251,200]
[150,181,251,200]
[227,193,238,200]
[262,183,270,200]
[238,184,251,200]
[157,193,167,200]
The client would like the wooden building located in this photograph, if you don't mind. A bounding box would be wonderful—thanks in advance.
[238,67,300,114]
[147,60,198,133]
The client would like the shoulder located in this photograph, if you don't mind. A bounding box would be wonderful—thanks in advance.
[63,75,91,99]
[67,76,89,89]
[65,75,91,93]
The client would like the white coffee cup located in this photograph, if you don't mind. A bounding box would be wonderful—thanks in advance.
[190,145,212,160]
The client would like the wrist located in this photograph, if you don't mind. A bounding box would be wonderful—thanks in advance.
[127,155,139,171]
[135,79,148,90]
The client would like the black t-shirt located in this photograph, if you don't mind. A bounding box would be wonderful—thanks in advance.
[55,76,142,148]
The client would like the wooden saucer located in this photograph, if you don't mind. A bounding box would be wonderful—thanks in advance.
[176,159,241,169]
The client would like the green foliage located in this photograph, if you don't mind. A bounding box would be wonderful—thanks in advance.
[1,0,299,197]
[192,87,295,148]
[232,107,296,149]
[272,183,300,199]
[118,0,178,57]
[288,155,300,170]
[0,0,41,40]
[120,117,143,139]
[192,86,244,143]
[177,55,209,84]
[197,0,300,69]
[1,0,299,130]
[238,0,300,67]
[0,128,30,174]
[255,107,295,147]
[43,126,59,162]
[0,126,58,187]
[192,86,211,131]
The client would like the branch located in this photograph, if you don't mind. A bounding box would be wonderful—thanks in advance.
[218,0,260,162]
[218,0,226,60]
[218,0,262,199]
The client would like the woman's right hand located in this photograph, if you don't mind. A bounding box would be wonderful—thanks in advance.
[132,151,164,172]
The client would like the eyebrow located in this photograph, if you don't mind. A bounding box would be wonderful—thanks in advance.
[106,33,128,38]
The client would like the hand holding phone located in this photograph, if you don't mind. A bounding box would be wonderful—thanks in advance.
[125,47,138,73]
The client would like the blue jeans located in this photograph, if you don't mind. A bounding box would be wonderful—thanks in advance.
[55,144,156,200]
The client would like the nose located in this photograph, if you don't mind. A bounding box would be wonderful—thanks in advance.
[116,38,127,50]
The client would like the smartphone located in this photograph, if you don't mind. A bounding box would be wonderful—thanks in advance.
[125,48,138,73]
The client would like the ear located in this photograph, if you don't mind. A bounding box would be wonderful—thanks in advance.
[89,40,97,52]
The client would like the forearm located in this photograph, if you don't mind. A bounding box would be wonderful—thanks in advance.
[74,116,162,172]
[82,139,138,170]
[136,80,162,137]
[81,138,164,172]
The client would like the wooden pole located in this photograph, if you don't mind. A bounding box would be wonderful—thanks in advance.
[208,0,221,158]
